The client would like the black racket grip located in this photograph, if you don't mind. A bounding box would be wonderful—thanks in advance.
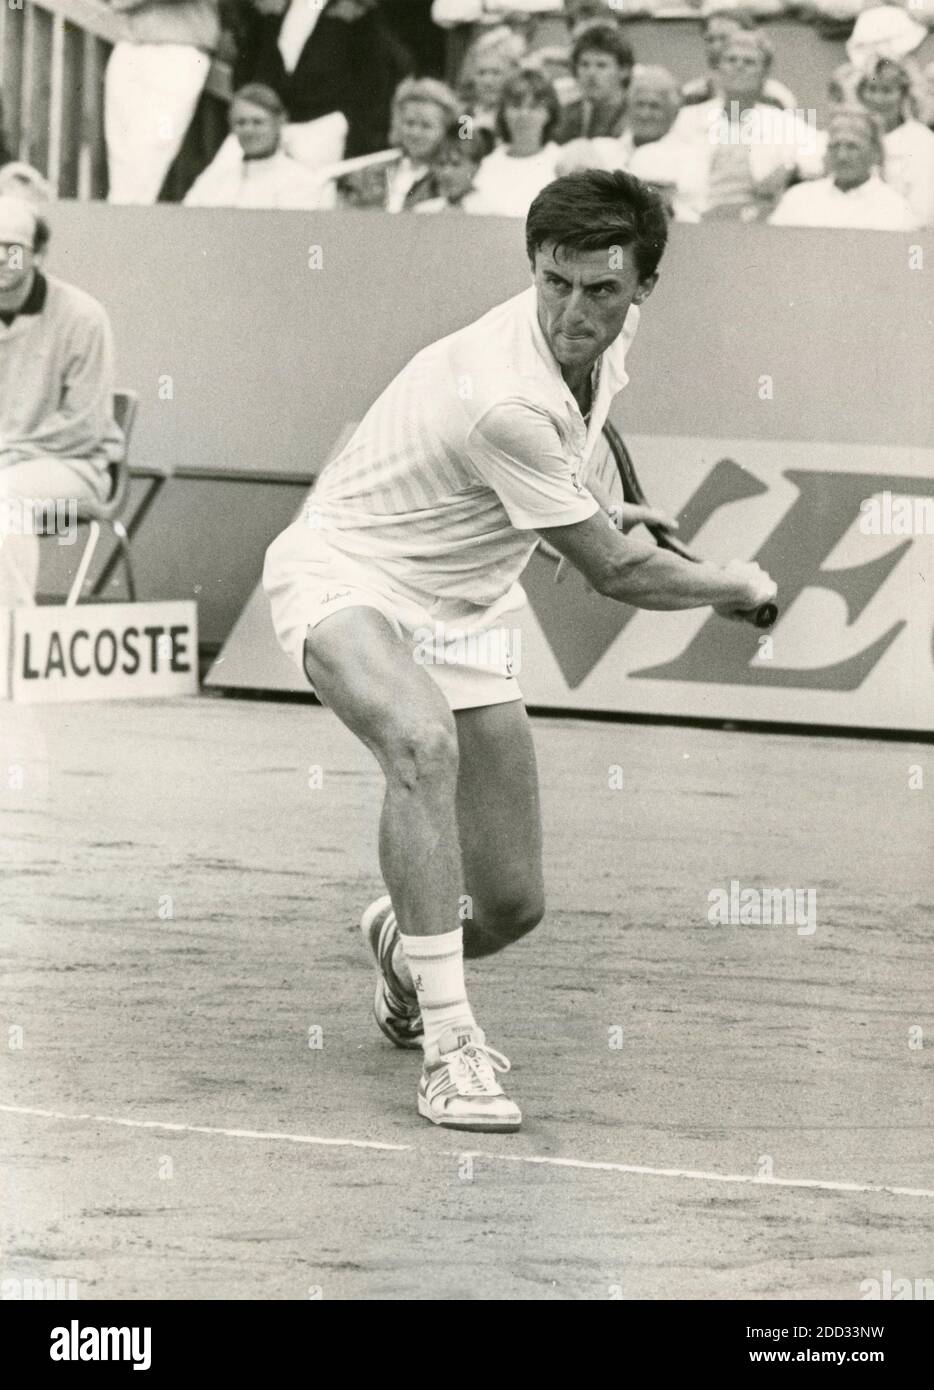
[743,600,778,628]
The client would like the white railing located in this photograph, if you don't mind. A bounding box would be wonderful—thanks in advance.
[0,0,231,198]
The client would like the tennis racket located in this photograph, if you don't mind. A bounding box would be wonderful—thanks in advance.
[601,421,778,630]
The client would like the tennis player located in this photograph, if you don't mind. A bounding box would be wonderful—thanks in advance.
[264,170,777,1132]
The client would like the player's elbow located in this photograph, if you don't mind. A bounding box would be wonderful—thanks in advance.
[592,550,653,602]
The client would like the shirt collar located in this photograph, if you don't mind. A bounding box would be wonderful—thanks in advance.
[521,284,633,399]
[519,285,637,458]
[0,269,47,327]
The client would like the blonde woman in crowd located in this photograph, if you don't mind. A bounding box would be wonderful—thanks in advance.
[856,54,934,227]
[457,26,526,133]
[381,77,461,212]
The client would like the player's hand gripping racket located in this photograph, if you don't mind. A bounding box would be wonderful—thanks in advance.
[601,421,778,630]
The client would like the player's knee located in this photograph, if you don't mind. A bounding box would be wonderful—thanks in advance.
[475,892,545,947]
[385,718,459,792]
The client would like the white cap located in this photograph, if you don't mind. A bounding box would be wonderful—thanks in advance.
[846,5,927,73]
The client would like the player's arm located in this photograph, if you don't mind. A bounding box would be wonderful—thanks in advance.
[468,401,774,617]
[537,510,776,617]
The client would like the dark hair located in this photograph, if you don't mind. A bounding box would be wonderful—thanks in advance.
[570,22,634,75]
[437,119,495,164]
[496,71,562,146]
[526,169,668,281]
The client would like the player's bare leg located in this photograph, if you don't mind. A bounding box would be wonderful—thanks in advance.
[302,606,521,1130]
[454,701,546,959]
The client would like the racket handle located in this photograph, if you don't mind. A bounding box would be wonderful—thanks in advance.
[745,601,778,629]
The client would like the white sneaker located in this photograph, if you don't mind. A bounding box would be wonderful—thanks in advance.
[360,895,423,1050]
[418,1025,521,1132]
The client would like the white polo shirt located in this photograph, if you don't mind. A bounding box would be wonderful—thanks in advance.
[265,286,639,621]
[768,174,916,230]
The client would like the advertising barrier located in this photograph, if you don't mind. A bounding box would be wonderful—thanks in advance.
[2,602,199,704]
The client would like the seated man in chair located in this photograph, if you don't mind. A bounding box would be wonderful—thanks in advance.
[0,196,123,606]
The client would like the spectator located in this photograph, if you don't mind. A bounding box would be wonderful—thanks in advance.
[555,23,633,142]
[104,0,219,203]
[682,9,797,112]
[627,65,682,148]
[556,65,681,171]
[0,163,54,204]
[183,83,330,207]
[669,30,822,221]
[0,197,123,607]
[857,55,934,226]
[769,107,916,229]
[233,0,409,159]
[415,121,495,210]
[382,77,461,211]
[457,26,525,132]
[471,69,562,215]
[523,46,577,106]
[827,61,861,107]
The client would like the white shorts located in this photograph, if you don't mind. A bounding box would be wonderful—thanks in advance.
[263,535,525,712]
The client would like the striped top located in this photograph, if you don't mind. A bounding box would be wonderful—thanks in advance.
[266,286,639,619]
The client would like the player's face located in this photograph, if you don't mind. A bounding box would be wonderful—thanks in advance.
[533,243,656,371]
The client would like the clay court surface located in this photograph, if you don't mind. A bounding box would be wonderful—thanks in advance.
[1,696,931,1301]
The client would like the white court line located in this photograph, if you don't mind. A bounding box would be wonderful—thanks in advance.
[3,1103,933,1200]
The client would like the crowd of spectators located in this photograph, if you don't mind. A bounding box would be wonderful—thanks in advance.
[1,0,934,228]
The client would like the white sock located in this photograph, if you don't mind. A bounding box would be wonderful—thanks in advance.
[391,938,414,992]
[398,927,476,1052]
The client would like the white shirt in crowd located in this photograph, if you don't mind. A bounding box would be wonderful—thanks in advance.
[768,173,916,230]
[882,119,934,228]
[471,142,561,217]
[666,98,824,218]
[183,147,329,209]
[627,135,705,222]
[264,285,639,628]
[385,156,431,212]
[813,118,934,228]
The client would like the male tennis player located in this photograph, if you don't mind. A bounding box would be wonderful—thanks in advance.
[264,170,777,1132]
